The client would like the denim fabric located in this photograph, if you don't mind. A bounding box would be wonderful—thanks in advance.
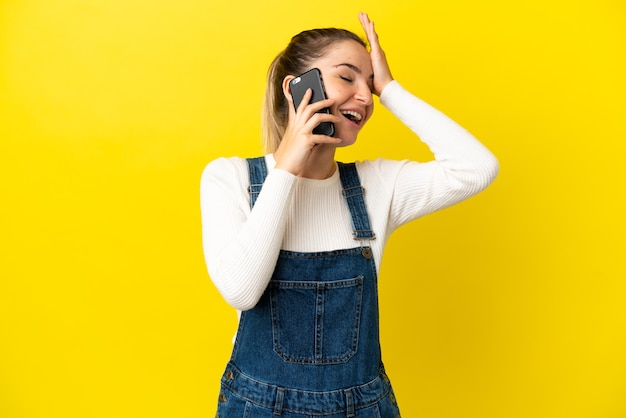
[215,157,401,417]
[270,272,364,364]
[246,157,268,209]
[216,364,401,417]
[337,162,376,240]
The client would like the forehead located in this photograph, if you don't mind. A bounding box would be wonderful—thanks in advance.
[317,40,372,74]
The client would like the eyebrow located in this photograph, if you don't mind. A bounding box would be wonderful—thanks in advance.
[335,63,374,80]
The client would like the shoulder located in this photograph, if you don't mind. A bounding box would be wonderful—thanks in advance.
[202,156,247,176]
[200,156,251,195]
[201,156,254,182]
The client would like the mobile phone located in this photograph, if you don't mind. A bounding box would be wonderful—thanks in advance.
[289,68,335,137]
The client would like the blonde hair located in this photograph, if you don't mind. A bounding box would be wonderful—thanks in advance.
[261,28,366,154]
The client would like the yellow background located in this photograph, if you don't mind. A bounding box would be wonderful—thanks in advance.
[1,0,625,417]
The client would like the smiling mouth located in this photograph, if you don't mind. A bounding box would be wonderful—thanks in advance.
[340,110,364,125]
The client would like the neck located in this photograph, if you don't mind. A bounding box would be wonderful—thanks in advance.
[274,145,337,180]
[300,157,337,179]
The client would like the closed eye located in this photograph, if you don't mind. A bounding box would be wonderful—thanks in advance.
[340,75,353,83]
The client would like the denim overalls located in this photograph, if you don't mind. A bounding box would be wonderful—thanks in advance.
[216,157,400,417]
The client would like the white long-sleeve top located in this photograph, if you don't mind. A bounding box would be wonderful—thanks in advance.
[201,81,499,312]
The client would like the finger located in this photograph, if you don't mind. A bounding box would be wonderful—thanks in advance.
[295,88,313,115]
[358,12,370,31]
[359,13,381,51]
[293,91,336,119]
[358,12,393,95]
[286,87,310,124]
[303,98,335,116]
[311,132,343,145]
[304,112,341,133]
[359,12,375,43]
[294,99,337,130]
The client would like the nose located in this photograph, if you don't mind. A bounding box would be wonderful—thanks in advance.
[354,82,373,105]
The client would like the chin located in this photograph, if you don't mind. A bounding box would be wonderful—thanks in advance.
[335,135,358,148]
[333,128,359,147]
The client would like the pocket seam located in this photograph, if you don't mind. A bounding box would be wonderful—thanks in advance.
[270,276,364,365]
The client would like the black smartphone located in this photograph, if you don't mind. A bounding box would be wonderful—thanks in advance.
[289,68,335,137]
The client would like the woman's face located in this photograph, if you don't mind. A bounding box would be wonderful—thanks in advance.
[305,40,374,147]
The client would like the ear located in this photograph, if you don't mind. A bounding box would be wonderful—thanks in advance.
[282,75,296,104]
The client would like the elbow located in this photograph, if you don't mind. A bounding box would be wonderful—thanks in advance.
[481,153,500,187]
[447,154,500,196]
[466,152,500,193]
[215,282,263,311]
[209,266,266,311]
[223,292,262,312]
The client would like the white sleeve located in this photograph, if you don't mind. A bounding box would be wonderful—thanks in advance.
[378,81,500,229]
[200,157,296,311]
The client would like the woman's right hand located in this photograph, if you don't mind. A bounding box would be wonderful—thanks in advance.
[273,88,341,176]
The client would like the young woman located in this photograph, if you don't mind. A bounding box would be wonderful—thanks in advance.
[201,12,499,417]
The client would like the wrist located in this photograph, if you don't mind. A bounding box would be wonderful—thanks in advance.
[375,77,394,96]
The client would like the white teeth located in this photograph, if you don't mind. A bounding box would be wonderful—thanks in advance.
[341,110,363,121]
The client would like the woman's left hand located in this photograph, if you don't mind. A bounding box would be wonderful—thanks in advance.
[359,12,394,96]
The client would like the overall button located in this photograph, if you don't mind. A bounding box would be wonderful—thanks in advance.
[361,248,372,259]
[224,370,234,381]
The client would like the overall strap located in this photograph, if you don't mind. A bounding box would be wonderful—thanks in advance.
[246,157,268,209]
[337,162,376,240]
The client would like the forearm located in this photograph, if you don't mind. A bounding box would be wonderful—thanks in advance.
[380,80,499,182]
[201,159,296,310]
[378,81,499,226]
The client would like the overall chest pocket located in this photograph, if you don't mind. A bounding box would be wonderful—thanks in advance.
[269,276,364,365]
